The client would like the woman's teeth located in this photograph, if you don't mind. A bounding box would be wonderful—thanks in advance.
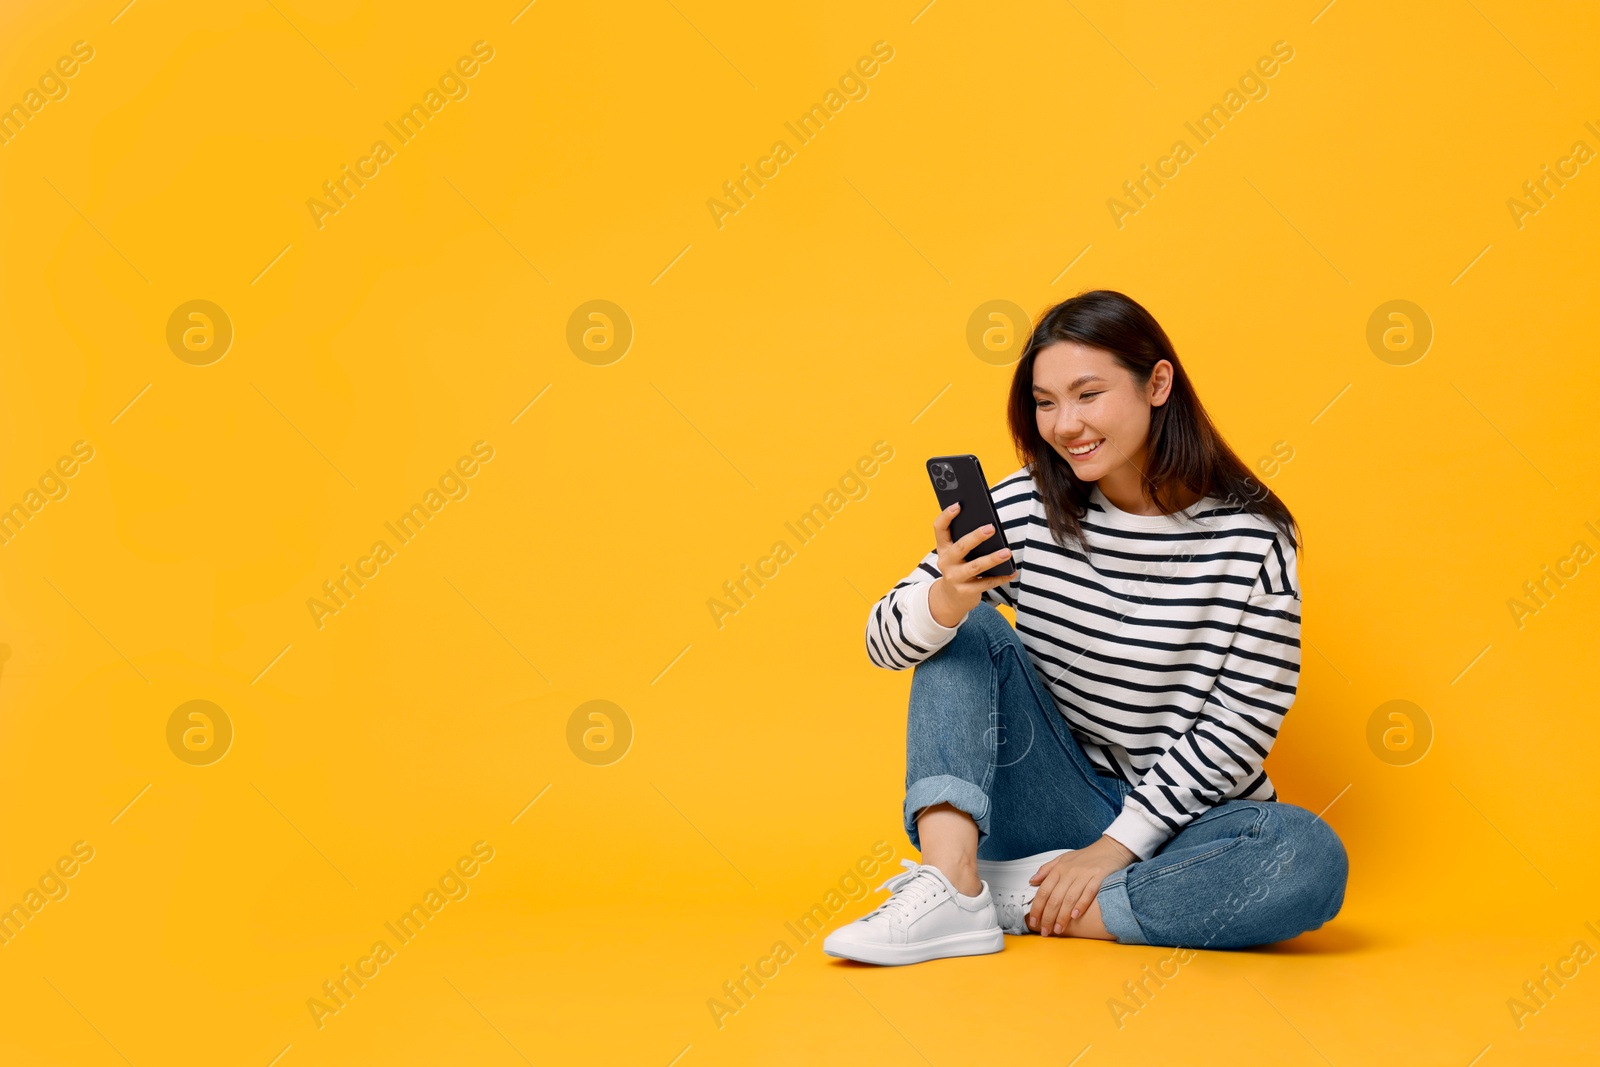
[1066,439,1103,457]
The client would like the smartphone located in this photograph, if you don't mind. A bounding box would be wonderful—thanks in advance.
[925,454,1015,578]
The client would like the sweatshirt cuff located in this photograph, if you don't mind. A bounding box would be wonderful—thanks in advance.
[1104,804,1171,861]
[901,581,962,651]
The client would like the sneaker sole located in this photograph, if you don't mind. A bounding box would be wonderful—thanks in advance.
[823,926,1004,966]
[977,849,1071,935]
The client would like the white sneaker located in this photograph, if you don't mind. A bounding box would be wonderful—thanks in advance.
[977,848,1072,935]
[823,858,1004,965]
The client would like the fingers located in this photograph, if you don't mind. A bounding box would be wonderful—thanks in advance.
[1036,873,1074,937]
[1037,880,1099,934]
[955,521,996,555]
[1025,863,1055,932]
[968,545,1012,574]
[1069,882,1097,923]
[1026,858,1061,933]
[936,510,1012,583]
[951,529,1004,579]
[1058,874,1094,934]
[957,552,1012,591]
[1025,856,1104,936]
[1025,870,1053,931]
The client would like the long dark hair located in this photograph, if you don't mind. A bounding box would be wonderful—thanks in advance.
[1006,289,1299,552]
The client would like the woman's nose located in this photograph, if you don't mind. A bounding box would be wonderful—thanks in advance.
[1053,407,1085,438]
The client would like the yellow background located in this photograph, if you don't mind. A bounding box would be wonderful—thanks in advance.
[2,0,1598,1063]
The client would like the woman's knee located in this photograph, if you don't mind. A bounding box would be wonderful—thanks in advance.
[1260,803,1349,929]
[929,600,1014,656]
[910,601,1006,673]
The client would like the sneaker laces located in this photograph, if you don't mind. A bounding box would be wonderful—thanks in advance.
[861,859,947,925]
[987,883,1034,934]
[992,896,1030,935]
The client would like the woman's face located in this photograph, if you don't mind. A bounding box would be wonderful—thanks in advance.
[1032,341,1172,485]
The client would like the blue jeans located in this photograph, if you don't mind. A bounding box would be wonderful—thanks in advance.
[903,602,1348,949]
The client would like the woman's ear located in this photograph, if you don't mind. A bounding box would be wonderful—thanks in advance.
[1147,360,1175,407]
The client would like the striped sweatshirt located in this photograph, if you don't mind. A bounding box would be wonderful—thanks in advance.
[865,464,1301,860]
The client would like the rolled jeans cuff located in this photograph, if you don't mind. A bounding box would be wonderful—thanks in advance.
[904,775,990,851]
[1095,868,1148,945]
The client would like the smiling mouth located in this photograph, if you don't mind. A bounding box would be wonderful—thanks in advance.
[1065,438,1104,459]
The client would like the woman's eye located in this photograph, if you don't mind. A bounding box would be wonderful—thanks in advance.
[1079,392,1101,401]
[1034,400,1052,408]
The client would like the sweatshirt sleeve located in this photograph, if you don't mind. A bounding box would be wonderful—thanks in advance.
[864,467,1035,671]
[1102,528,1302,860]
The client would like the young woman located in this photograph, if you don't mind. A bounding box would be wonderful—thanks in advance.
[826,290,1348,966]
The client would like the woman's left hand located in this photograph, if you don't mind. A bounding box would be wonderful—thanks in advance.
[1028,835,1139,936]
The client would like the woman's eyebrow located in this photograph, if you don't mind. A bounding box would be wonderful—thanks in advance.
[1034,374,1104,395]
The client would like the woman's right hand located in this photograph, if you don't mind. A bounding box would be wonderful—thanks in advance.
[927,502,1015,628]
